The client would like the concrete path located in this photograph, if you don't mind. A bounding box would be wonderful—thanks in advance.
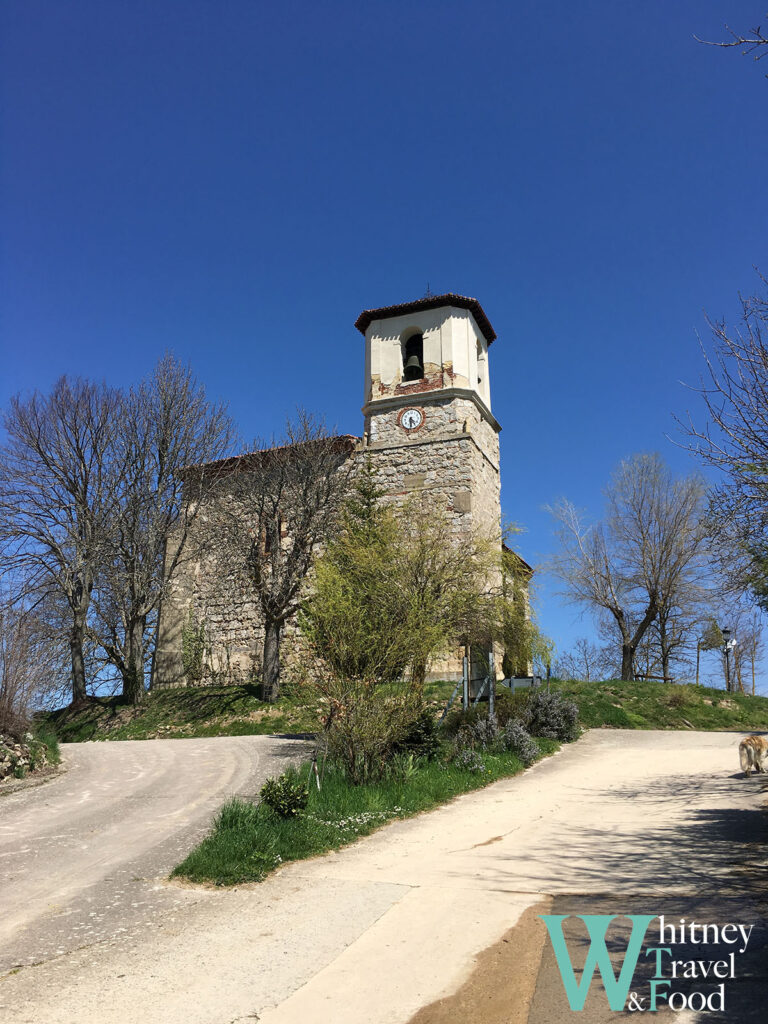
[0,731,766,1023]
[0,735,311,975]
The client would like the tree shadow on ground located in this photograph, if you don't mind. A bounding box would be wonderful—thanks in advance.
[498,768,768,1021]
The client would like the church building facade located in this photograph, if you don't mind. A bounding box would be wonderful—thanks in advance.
[153,293,507,689]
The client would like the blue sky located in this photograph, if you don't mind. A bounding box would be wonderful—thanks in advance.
[2,1,767,686]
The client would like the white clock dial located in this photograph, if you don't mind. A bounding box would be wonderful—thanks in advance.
[400,408,424,431]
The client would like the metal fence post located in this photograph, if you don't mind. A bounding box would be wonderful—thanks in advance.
[462,653,469,711]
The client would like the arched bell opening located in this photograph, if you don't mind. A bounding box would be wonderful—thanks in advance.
[401,332,424,381]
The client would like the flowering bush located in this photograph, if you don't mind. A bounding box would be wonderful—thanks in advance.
[500,720,539,766]
[523,689,579,742]
[452,748,487,773]
[468,716,500,749]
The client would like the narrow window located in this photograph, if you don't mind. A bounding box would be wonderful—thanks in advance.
[403,333,424,381]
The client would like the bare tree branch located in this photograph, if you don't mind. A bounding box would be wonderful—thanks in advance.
[696,19,768,64]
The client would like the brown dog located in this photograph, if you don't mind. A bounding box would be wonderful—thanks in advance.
[739,735,768,777]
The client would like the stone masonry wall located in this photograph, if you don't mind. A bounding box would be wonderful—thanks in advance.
[154,394,503,690]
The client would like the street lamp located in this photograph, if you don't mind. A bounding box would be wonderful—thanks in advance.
[722,627,732,693]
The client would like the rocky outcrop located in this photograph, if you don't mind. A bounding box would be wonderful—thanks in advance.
[0,731,49,782]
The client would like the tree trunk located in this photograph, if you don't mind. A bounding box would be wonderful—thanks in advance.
[620,643,635,681]
[659,618,670,682]
[69,613,88,705]
[123,617,146,706]
[618,599,658,682]
[262,619,282,702]
[411,657,428,693]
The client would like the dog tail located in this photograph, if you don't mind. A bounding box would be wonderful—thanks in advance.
[740,739,751,775]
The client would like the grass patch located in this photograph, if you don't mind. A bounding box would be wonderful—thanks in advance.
[551,679,768,731]
[172,739,559,886]
[39,677,768,745]
[33,724,61,765]
[37,684,321,743]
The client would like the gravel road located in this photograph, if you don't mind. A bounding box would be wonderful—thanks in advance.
[0,731,765,1024]
[0,735,311,974]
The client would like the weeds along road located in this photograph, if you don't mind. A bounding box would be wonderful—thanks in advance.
[0,736,311,974]
[0,731,766,1024]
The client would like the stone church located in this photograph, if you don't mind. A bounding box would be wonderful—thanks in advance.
[154,292,519,689]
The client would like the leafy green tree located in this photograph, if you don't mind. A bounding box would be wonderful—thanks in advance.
[500,546,553,677]
[300,462,503,781]
[303,460,499,690]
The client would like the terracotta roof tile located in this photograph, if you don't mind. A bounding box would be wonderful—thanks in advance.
[354,293,497,345]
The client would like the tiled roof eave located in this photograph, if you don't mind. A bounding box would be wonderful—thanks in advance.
[354,293,497,345]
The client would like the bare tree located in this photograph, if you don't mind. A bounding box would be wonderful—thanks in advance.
[0,379,123,704]
[700,604,764,693]
[682,285,768,606]
[730,609,764,694]
[555,637,612,682]
[696,18,768,69]
[93,355,235,705]
[0,589,69,734]
[211,413,353,701]
[550,454,709,680]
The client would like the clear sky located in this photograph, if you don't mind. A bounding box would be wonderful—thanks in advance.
[2,1,767,687]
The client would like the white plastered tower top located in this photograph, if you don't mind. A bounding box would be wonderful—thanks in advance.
[355,293,496,415]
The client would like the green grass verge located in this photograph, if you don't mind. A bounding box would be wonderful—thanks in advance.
[38,684,321,743]
[550,678,768,731]
[38,677,768,745]
[172,739,559,886]
[33,724,61,765]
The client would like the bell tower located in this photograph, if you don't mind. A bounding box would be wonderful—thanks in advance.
[354,293,502,541]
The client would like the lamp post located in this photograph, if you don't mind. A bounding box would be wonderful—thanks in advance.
[722,627,732,693]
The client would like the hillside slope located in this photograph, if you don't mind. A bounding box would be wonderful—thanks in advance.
[552,678,768,731]
[40,679,768,743]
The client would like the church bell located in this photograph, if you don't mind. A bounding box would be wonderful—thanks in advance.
[403,352,423,381]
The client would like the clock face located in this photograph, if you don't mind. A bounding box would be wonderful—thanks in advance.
[399,407,424,431]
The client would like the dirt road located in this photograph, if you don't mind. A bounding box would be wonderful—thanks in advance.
[0,731,765,1023]
[0,735,311,975]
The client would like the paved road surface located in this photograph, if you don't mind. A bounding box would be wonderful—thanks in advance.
[0,731,766,1023]
[0,736,311,974]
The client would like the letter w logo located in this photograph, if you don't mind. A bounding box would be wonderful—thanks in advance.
[540,914,655,1012]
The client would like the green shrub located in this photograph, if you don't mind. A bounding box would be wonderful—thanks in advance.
[393,707,442,760]
[34,725,60,765]
[442,688,533,739]
[496,688,532,724]
[441,704,484,737]
[181,606,206,684]
[523,689,579,742]
[500,720,539,766]
[386,751,419,782]
[259,772,309,818]
[320,679,423,784]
